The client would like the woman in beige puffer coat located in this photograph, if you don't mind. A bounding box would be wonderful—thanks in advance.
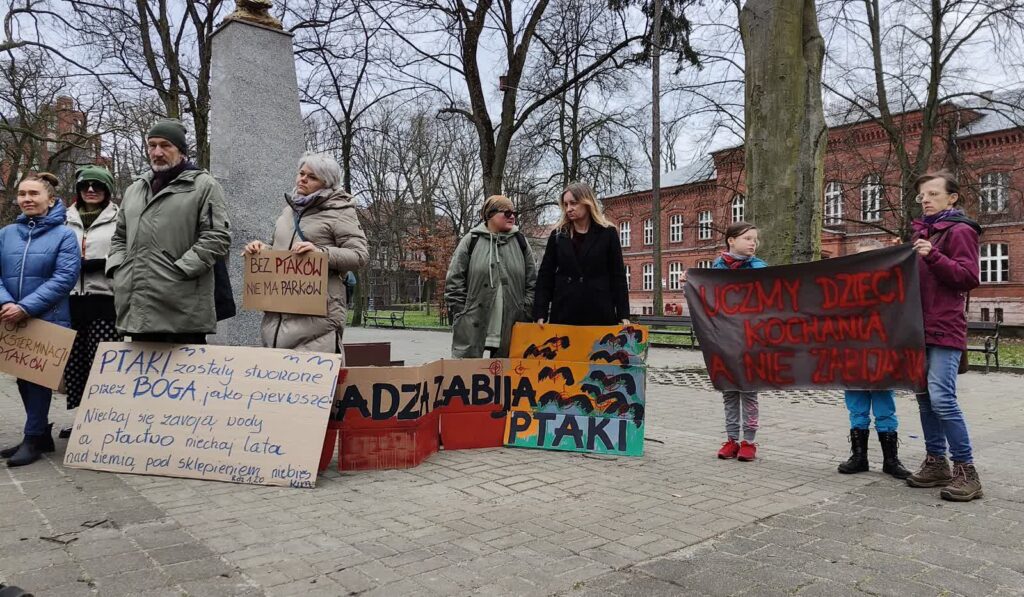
[245,152,368,356]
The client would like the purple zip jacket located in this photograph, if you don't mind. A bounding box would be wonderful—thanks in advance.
[910,215,982,351]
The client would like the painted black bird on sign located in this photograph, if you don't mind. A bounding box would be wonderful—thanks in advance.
[588,370,637,394]
[522,335,571,359]
[599,332,629,347]
[538,390,594,413]
[595,391,629,414]
[624,403,645,426]
[590,349,632,365]
[538,366,575,385]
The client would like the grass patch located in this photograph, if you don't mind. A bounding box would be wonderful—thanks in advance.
[968,336,1023,367]
[349,309,448,329]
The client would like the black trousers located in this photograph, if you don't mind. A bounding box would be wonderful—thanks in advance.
[129,333,207,344]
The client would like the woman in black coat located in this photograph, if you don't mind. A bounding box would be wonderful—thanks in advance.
[534,182,630,325]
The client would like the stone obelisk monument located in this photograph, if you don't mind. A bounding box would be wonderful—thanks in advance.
[209,0,304,345]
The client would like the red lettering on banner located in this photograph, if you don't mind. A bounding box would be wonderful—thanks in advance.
[810,347,925,385]
[816,266,906,310]
[698,279,802,318]
[707,353,737,386]
[742,351,795,385]
[743,311,889,349]
[275,256,323,277]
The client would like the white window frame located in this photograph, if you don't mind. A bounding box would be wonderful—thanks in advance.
[668,262,683,290]
[824,181,843,225]
[619,221,631,247]
[642,263,654,291]
[731,195,745,223]
[669,214,683,243]
[696,259,713,269]
[643,219,654,245]
[861,174,882,222]
[698,211,713,241]
[624,264,631,290]
[979,172,1009,214]
[980,243,1009,283]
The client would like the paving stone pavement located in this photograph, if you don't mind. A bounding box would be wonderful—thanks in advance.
[1,327,1022,596]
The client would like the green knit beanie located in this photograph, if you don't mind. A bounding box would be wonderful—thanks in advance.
[147,119,189,154]
[75,165,116,196]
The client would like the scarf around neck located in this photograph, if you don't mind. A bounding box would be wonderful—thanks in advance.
[719,251,752,269]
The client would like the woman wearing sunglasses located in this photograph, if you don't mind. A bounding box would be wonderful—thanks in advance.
[61,166,124,438]
[533,182,630,327]
[445,195,537,358]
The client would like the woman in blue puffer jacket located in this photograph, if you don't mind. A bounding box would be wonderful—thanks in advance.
[0,172,80,467]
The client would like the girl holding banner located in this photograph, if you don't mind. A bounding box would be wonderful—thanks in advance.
[0,173,80,467]
[244,152,368,356]
[533,182,630,326]
[62,166,124,439]
[907,170,983,502]
[712,222,767,462]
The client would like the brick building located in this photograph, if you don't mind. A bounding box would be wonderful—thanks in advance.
[602,93,1024,323]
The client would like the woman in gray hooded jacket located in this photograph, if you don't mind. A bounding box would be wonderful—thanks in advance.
[445,195,537,358]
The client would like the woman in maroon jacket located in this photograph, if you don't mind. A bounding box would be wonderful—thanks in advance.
[906,170,983,502]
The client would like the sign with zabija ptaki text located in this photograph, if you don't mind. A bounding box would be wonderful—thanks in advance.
[64,343,341,488]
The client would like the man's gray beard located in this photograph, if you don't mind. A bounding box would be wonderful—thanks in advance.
[151,158,182,172]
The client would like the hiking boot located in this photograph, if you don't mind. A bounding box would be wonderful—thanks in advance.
[838,428,870,474]
[6,436,43,467]
[940,462,983,502]
[737,441,757,461]
[717,439,740,459]
[877,431,911,479]
[907,454,952,487]
[0,438,22,459]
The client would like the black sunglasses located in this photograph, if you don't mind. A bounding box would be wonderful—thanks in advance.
[77,181,108,193]
[495,209,518,219]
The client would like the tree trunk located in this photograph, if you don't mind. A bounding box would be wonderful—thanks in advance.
[739,0,826,265]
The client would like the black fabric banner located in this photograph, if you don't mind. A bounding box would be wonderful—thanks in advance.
[684,245,927,392]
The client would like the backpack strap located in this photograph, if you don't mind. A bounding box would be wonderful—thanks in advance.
[463,232,528,280]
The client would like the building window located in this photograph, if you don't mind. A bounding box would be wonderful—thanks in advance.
[619,221,631,247]
[696,259,713,269]
[669,262,683,290]
[642,263,654,291]
[861,174,882,222]
[642,306,654,315]
[624,265,631,290]
[643,219,654,245]
[980,243,1009,283]
[670,214,683,243]
[979,172,1009,213]
[731,195,745,223]
[698,211,713,240]
[981,308,990,322]
[824,181,843,225]
[995,308,1004,322]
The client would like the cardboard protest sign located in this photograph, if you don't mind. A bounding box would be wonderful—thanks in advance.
[684,244,927,392]
[0,319,76,390]
[505,323,649,457]
[64,343,341,488]
[243,250,328,316]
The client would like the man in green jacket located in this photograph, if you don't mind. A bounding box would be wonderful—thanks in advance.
[106,119,231,343]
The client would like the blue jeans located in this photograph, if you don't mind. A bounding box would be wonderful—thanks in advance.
[17,379,52,437]
[916,346,973,463]
[844,390,897,432]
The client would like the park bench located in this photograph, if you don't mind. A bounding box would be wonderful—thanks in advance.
[636,314,698,348]
[364,309,407,329]
[965,321,1000,373]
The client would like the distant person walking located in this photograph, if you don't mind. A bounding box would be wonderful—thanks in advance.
[244,152,368,355]
[906,170,983,502]
[533,182,629,326]
[107,119,231,344]
[61,166,124,438]
[0,173,80,467]
[445,195,537,358]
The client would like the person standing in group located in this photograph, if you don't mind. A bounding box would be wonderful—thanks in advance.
[711,222,767,462]
[906,170,983,502]
[533,182,629,326]
[836,239,911,479]
[60,166,124,439]
[0,173,80,467]
[445,195,537,358]
[106,119,231,344]
[244,152,368,356]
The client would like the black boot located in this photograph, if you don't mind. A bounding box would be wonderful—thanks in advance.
[838,428,870,474]
[6,436,42,467]
[878,431,911,479]
[2,424,53,458]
